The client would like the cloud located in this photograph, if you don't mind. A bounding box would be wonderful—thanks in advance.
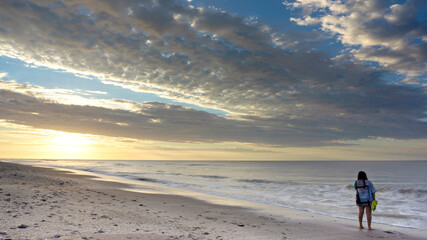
[285,0,427,79]
[0,89,306,146]
[1,87,425,147]
[0,78,137,112]
[0,0,426,146]
[0,72,8,79]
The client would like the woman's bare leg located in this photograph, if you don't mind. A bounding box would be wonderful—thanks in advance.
[358,206,365,229]
[366,205,372,230]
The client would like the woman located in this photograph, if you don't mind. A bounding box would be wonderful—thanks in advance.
[354,171,376,229]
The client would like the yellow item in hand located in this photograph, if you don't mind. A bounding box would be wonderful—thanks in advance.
[371,200,378,211]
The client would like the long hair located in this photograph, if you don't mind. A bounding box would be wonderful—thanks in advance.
[357,171,368,180]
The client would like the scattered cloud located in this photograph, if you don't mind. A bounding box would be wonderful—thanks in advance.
[0,78,137,112]
[0,72,8,79]
[285,0,427,80]
[0,0,426,147]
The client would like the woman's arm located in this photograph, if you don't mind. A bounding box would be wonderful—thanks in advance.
[372,193,376,201]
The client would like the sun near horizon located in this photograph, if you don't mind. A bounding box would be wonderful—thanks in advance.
[1,125,425,161]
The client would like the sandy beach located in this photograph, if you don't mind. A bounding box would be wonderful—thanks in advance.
[0,161,424,240]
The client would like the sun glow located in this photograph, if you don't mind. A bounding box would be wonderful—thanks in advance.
[50,132,94,156]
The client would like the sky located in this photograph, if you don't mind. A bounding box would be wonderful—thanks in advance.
[0,0,426,160]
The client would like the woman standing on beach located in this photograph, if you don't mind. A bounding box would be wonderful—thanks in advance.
[354,171,376,230]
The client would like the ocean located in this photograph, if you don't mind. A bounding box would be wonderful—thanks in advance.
[3,159,426,231]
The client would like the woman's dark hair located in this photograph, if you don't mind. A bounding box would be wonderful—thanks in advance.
[357,171,368,180]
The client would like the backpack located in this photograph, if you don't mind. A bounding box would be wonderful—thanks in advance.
[355,180,370,205]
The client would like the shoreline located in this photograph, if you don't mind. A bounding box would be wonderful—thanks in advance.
[0,161,424,239]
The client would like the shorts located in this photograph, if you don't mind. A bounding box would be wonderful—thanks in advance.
[358,202,371,207]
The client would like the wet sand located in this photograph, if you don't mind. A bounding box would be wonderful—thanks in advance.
[0,161,424,239]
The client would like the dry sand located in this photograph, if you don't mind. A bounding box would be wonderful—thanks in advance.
[0,161,424,240]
